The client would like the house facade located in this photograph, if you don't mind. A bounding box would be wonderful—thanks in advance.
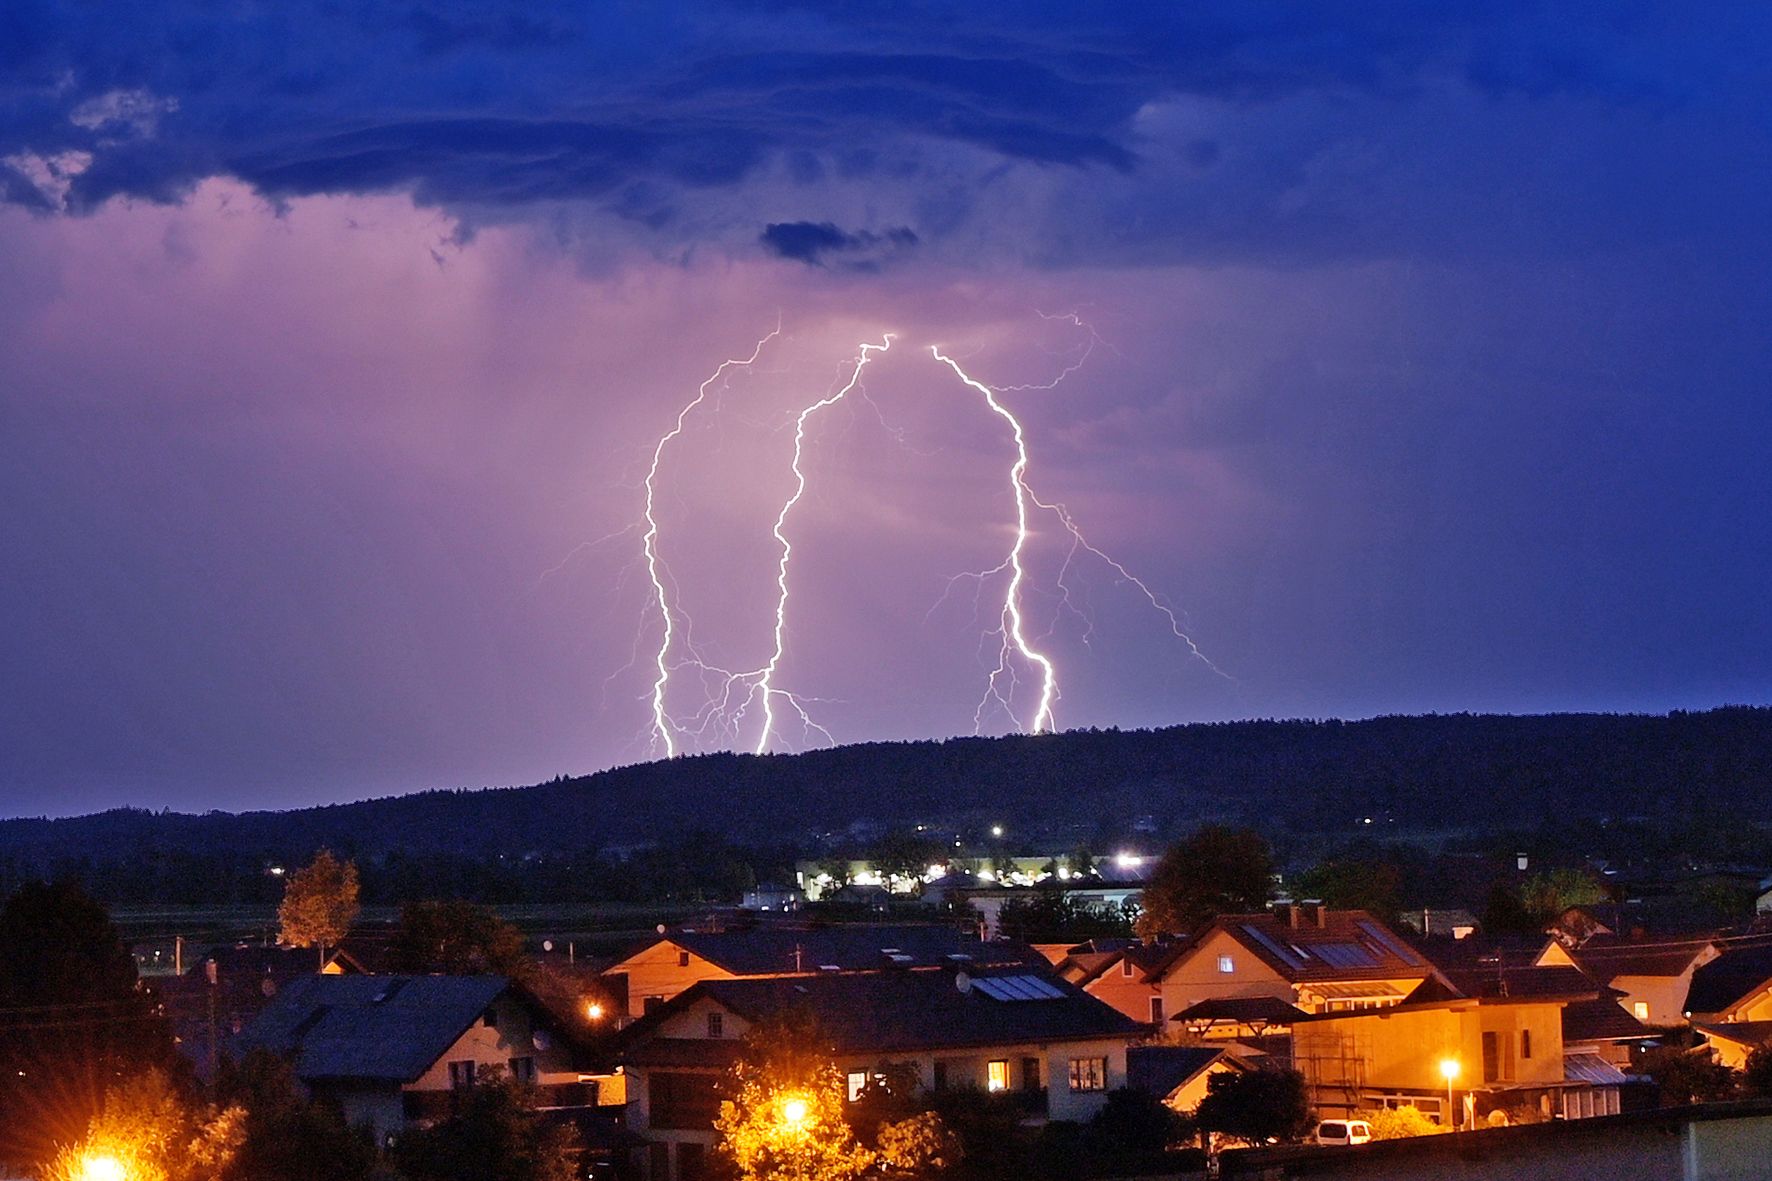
[616,966,1141,1181]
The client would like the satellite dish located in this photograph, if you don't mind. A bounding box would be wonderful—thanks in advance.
[954,971,973,994]
[542,940,554,953]
[657,923,668,935]
[533,1029,552,1052]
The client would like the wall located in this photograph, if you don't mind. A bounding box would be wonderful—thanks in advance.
[1158,929,1291,1015]
[1083,958,1164,1023]
[609,941,738,1017]
[405,993,580,1092]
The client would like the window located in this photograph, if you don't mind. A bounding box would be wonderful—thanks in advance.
[448,1060,477,1091]
[678,950,692,968]
[706,1011,723,1039]
[932,1061,949,1092]
[643,995,664,1015]
[1021,1056,1042,1092]
[1633,1001,1650,1021]
[1068,1056,1108,1093]
[1149,996,1165,1023]
[1217,954,1235,974]
[481,1006,499,1028]
[846,1071,869,1102]
[1521,1030,1532,1060]
[987,1060,1009,1092]
[1481,1031,1500,1083]
[650,1072,721,1130]
[508,1056,536,1085]
[1121,958,1134,978]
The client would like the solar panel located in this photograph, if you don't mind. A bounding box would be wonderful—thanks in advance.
[1240,924,1307,969]
[1312,942,1379,969]
[1356,920,1427,966]
[973,974,1065,1002]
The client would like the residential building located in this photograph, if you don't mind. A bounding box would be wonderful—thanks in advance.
[615,965,1141,1181]
[1149,907,1440,1018]
[1053,939,1174,1025]
[603,924,1040,1018]
[1557,937,1720,1026]
[1127,1044,1251,1113]
[232,975,596,1143]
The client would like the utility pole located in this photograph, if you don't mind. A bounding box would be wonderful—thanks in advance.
[174,934,183,976]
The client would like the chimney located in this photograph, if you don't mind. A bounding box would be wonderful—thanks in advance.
[1316,905,1329,928]
[1288,904,1302,929]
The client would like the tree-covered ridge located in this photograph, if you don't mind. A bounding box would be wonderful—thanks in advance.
[3,707,1769,884]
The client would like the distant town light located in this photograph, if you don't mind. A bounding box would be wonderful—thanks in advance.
[1057,866,1072,880]
[1114,852,1142,868]
[990,825,1004,838]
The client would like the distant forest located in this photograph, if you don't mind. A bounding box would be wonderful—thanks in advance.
[3,707,1770,904]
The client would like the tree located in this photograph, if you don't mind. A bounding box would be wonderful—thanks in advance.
[42,1070,244,1181]
[1745,1046,1772,1099]
[394,1071,578,1181]
[0,881,184,1170]
[391,900,528,976]
[715,1013,873,1181]
[1192,1069,1312,1144]
[1086,1087,1191,1174]
[276,850,360,967]
[213,1051,376,1181]
[1135,827,1273,938]
[874,1112,961,1176]
[1518,868,1607,924]
[1641,1046,1738,1106]
[1295,858,1403,923]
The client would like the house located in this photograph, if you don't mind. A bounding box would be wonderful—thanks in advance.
[1293,984,1627,1127]
[615,965,1142,1181]
[1148,907,1440,1018]
[232,974,596,1143]
[1053,939,1176,1025]
[603,924,1041,1018]
[1558,937,1720,1026]
[1683,940,1772,1024]
[1126,1044,1250,1113]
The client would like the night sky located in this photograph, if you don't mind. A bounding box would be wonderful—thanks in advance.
[3,5,1769,817]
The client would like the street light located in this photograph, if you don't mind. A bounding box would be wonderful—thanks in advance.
[1439,1058,1460,1129]
[779,1095,810,1132]
[77,1153,128,1181]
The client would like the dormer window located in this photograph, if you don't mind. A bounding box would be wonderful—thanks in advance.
[1121,958,1134,978]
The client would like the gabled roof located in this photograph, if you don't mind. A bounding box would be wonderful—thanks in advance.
[233,974,510,1083]
[619,966,1140,1059]
[1693,1021,1772,1050]
[1569,938,1716,983]
[1685,944,1772,1016]
[1561,997,1653,1044]
[1172,996,1309,1027]
[1441,964,1602,1000]
[1172,910,1434,984]
[1127,1045,1229,1099]
[1063,941,1174,987]
[626,926,1041,977]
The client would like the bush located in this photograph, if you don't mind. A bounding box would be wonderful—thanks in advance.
[1357,1106,1448,1140]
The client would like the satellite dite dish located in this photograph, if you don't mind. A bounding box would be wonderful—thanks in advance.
[657,924,668,935]
[542,940,554,953]
[954,971,973,994]
[533,1029,552,1052]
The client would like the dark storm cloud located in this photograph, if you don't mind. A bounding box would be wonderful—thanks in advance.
[760,221,918,269]
[4,2,1763,267]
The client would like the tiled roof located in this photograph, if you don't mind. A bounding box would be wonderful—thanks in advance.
[654,926,1042,976]
[622,966,1140,1059]
[1127,1046,1227,1099]
[232,974,510,1083]
[1569,938,1715,983]
[1685,945,1772,1016]
[1204,910,1434,984]
[1561,997,1653,1044]
[1442,964,1601,1000]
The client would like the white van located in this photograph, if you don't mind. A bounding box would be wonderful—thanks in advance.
[1314,1119,1373,1146]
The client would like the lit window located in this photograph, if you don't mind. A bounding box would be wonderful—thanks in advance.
[987,1060,1009,1092]
[707,1012,723,1039]
[1067,1057,1108,1093]
[846,1071,869,1101]
[1217,955,1234,974]
[1633,1002,1650,1021]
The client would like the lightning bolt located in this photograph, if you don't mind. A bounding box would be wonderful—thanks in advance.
[930,347,1059,733]
[753,335,894,754]
[641,326,781,756]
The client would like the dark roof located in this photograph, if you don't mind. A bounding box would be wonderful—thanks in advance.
[623,967,1140,1059]
[1173,996,1309,1026]
[1569,938,1715,983]
[1441,964,1601,1000]
[232,974,509,1083]
[1127,1046,1227,1099]
[653,926,1042,976]
[1404,934,1559,971]
[187,943,361,979]
[1685,944,1772,1016]
[1561,997,1654,1044]
[1065,941,1175,987]
[1694,1021,1772,1049]
[1200,910,1434,984]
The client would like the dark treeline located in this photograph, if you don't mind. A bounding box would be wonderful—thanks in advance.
[3,707,1770,903]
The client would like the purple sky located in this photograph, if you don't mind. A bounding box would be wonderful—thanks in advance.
[3,5,1769,817]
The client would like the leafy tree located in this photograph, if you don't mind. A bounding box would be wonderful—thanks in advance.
[212,1050,376,1181]
[1518,868,1608,924]
[1135,827,1273,938]
[43,1070,244,1181]
[1640,1046,1738,1105]
[391,900,528,976]
[1481,882,1538,934]
[874,1111,961,1176]
[1745,1046,1772,1099]
[996,890,1132,943]
[871,830,945,891]
[715,1013,873,1181]
[394,1071,578,1181]
[1086,1087,1191,1174]
[0,881,184,1170]
[1357,1105,1448,1139]
[1192,1069,1312,1144]
[1295,858,1403,922]
[276,850,360,967]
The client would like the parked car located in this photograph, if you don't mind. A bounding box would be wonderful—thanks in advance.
[1314,1119,1373,1146]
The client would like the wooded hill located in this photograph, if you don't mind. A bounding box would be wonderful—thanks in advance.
[3,708,1769,880]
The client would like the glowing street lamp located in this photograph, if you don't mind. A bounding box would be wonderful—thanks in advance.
[77,1153,129,1181]
[779,1095,810,1132]
[1439,1058,1460,1129]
